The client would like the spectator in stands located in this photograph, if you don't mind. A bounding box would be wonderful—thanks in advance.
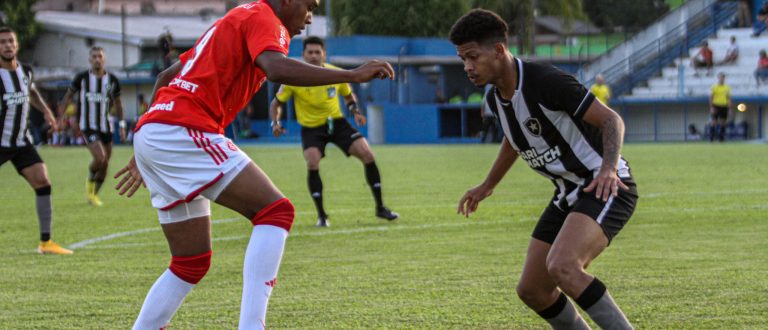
[718,36,739,65]
[755,49,768,85]
[137,93,148,117]
[736,0,752,28]
[590,74,611,105]
[709,72,731,142]
[686,124,702,141]
[467,90,484,104]
[449,89,465,104]
[752,2,768,37]
[692,41,714,76]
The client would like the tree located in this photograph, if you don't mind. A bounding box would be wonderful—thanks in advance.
[471,0,585,55]
[0,0,40,54]
[329,0,469,37]
[583,0,669,32]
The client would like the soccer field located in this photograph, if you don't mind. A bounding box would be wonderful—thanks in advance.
[1,142,766,329]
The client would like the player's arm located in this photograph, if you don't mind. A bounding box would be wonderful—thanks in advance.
[343,92,366,126]
[29,85,58,132]
[581,101,630,201]
[256,51,394,86]
[150,61,182,103]
[458,137,519,217]
[268,97,286,137]
[57,88,75,118]
[114,95,127,142]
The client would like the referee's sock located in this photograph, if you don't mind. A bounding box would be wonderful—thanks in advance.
[575,277,633,330]
[536,292,590,330]
[308,170,326,218]
[364,162,384,209]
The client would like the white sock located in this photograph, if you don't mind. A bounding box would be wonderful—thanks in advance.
[238,225,288,330]
[133,269,194,330]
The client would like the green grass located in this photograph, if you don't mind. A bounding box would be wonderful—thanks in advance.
[1,142,766,329]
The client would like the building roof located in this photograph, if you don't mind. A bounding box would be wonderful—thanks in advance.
[36,11,328,48]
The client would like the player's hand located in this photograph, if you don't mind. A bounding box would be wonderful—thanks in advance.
[353,113,367,127]
[457,183,494,218]
[350,60,395,83]
[583,169,629,202]
[45,114,58,132]
[114,155,145,197]
[272,123,286,137]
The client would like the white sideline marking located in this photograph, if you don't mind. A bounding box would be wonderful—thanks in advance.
[72,218,529,250]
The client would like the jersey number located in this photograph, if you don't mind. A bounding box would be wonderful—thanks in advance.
[180,27,217,77]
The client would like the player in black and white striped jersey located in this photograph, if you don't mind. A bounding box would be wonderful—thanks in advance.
[452,10,638,330]
[0,27,72,254]
[58,46,125,207]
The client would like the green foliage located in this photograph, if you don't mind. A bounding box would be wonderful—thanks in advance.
[1,143,767,328]
[0,0,40,53]
[330,0,469,37]
[583,0,670,31]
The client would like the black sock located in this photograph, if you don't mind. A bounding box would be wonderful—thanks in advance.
[88,170,97,181]
[94,179,104,194]
[308,170,326,217]
[35,186,53,242]
[364,162,383,209]
[575,277,607,310]
[41,233,50,242]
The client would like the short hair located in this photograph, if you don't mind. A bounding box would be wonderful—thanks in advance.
[303,36,325,51]
[449,9,508,46]
[0,26,16,35]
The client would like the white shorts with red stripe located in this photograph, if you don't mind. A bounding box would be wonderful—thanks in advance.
[134,123,251,214]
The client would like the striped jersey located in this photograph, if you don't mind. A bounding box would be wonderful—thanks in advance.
[485,58,632,209]
[70,71,121,133]
[0,64,34,148]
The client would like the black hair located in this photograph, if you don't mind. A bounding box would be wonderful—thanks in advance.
[449,9,508,46]
[90,46,105,54]
[0,26,16,34]
[303,36,325,50]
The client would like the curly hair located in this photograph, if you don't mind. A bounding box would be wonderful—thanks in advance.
[449,9,508,46]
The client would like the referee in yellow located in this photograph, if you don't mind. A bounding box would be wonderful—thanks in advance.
[590,74,611,105]
[709,72,731,142]
[269,36,398,227]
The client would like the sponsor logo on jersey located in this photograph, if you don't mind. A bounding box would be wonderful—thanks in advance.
[524,117,542,136]
[3,92,29,106]
[519,146,561,169]
[279,27,287,48]
[169,78,199,93]
[226,140,238,152]
[148,101,175,112]
[85,92,110,103]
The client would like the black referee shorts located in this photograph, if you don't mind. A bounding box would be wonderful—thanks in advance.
[711,106,728,121]
[532,180,638,245]
[0,145,44,174]
[301,118,363,157]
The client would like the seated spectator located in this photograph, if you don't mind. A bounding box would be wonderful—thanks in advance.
[718,36,739,65]
[691,41,714,76]
[687,124,701,141]
[737,0,752,28]
[466,91,484,104]
[752,2,768,37]
[449,90,464,104]
[755,50,768,86]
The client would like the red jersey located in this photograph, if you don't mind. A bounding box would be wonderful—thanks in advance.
[137,1,290,134]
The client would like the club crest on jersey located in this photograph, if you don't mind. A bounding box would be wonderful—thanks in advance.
[327,87,337,98]
[524,118,542,136]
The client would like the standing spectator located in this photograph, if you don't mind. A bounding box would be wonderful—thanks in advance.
[137,93,148,117]
[709,72,731,142]
[718,36,739,65]
[736,0,752,28]
[755,49,768,85]
[692,41,714,76]
[590,74,611,105]
[752,2,768,37]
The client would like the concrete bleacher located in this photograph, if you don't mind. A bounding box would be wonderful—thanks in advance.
[629,28,768,98]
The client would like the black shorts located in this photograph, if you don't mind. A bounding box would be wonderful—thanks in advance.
[532,180,638,245]
[711,106,728,121]
[83,130,113,144]
[301,118,363,157]
[0,145,44,174]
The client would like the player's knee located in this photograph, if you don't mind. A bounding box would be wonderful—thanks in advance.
[169,251,212,284]
[250,198,295,232]
[545,257,581,285]
[516,282,554,306]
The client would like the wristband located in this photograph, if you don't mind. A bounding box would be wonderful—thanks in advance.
[119,120,127,129]
[270,120,281,128]
[347,102,360,115]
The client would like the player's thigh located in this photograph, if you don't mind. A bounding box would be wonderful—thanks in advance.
[548,212,608,270]
[348,137,375,163]
[303,147,322,169]
[103,141,113,162]
[214,161,285,220]
[20,162,50,188]
[85,138,107,163]
[161,215,212,256]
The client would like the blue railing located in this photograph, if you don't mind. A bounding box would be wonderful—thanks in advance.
[583,1,738,97]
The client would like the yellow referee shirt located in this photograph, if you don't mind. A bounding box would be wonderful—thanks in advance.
[590,84,611,105]
[710,84,731,107]
[275,63,352,128]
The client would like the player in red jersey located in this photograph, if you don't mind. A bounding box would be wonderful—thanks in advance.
[114,1,394,329]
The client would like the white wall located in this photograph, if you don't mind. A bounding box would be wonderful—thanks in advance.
[32,32,141,70]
